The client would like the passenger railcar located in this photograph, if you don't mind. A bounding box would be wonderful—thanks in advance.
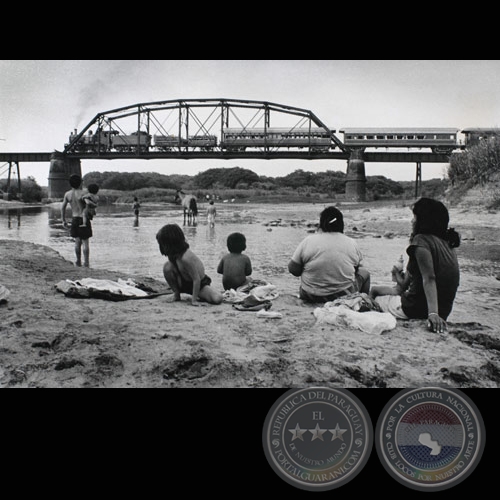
[340,128,460,154]
[462,128,500,148]
[221,127,332,151]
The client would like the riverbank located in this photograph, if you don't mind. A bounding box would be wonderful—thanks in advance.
[1,202,499,388]
[0,199,45,209]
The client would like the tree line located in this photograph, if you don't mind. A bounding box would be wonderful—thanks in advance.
[82,166,448,200]
[0,166,449,203]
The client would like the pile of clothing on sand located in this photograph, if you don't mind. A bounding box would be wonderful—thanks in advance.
[313,292,397,334]
[55,278,166,301]
[222,279,282,318]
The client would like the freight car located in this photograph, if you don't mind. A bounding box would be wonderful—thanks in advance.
[153,134,217,151]
[188,135,218,150]
[111,131,151,151]
[153,135,187,150]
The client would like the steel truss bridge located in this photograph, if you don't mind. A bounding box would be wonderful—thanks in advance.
[0,98,458,199]
[59,98,452,162]
[0,98,456,164]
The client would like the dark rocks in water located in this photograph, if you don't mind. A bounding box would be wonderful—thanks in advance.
[54,358,84,371]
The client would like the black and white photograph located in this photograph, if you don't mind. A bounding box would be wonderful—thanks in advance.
[1,60,498,389]
[1,60,498,493]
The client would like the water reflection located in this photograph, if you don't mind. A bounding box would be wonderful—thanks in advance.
[183,225,198,238]
[1,206,44,233]
[206,225,217,244]
[7,211,21,229]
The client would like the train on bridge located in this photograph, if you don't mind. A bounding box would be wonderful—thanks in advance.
[65,127,500,154]
[66,127,334,153]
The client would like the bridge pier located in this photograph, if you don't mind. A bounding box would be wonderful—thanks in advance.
[48,152,82,199]
[345,149,366,202]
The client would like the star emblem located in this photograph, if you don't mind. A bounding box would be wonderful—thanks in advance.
[288,423,307,441]
[309,423,327,441]
[329,423,347,441]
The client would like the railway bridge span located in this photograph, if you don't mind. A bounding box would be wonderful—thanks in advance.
[1,98,458,200]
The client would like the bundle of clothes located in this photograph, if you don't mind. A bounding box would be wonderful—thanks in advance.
[313,292,397,334]
[222,279,282,318]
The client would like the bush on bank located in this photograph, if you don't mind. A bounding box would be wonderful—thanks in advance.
[448,138,500,209]
[0,176,44,203]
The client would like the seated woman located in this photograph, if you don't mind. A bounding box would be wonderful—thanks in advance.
[288,206,370,303]
[370,198,460,333]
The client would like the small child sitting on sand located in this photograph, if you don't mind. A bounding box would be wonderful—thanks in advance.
[217,232,253,291]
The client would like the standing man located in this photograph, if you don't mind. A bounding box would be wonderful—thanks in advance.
[61,174,93,267]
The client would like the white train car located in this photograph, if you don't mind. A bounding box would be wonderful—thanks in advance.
[340,128,460,154]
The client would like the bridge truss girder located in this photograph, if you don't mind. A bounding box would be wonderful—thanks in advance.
[63,98,347,156]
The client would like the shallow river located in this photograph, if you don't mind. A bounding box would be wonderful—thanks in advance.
[0,202,405,293]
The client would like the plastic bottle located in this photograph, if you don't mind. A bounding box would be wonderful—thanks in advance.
[395,255,404,271]
[392,255,404,282]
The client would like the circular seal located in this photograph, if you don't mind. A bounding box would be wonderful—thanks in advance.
[375,387,485,491]
[262,388,373,491]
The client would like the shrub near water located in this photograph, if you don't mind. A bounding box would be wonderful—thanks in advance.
[448,138,500,208]
[0,176,44,202]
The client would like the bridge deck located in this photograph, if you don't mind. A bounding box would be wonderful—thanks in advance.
[0,153,53,162]
[1,151,452,163]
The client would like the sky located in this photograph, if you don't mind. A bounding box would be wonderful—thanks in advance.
[1,59,500,187]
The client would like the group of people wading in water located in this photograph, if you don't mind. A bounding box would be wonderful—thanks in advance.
[61,174,460,334]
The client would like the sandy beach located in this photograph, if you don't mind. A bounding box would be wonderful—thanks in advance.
[0,199,499,389]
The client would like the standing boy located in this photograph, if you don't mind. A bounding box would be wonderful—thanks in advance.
[61,174,93,267]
